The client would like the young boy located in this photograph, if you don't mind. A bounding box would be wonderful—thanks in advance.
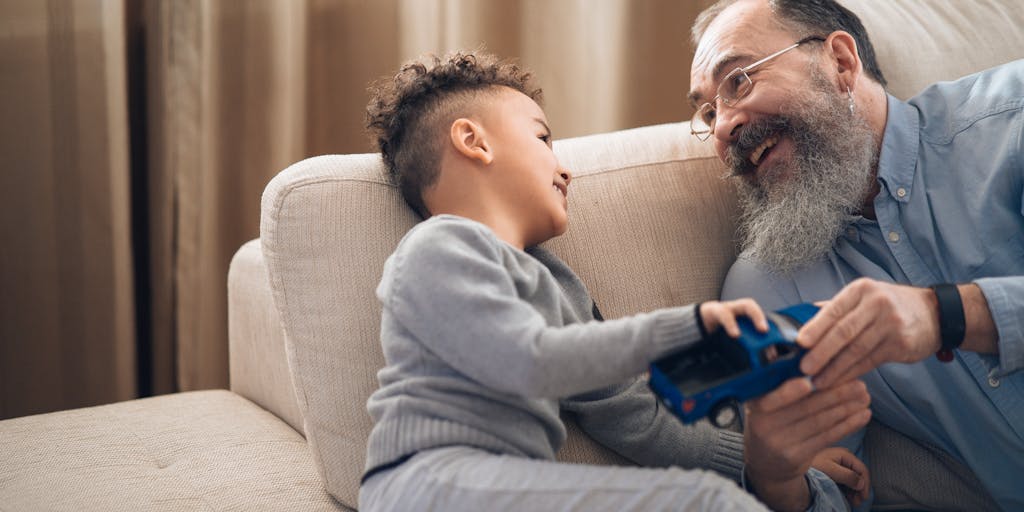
[359,51,868,511]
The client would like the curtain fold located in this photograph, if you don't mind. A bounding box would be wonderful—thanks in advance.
[1,0,708,417]
[1,0,135,418]
[144,0,309,391]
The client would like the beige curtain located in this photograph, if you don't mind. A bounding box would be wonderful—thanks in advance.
[1,0,136,418]
[1,0,709,417]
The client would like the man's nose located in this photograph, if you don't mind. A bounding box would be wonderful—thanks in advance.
[713,102,747,143]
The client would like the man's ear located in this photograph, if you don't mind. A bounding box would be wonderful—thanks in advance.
[825,31,862,92]
[450,118,493,165]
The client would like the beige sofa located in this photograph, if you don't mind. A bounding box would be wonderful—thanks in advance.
[2,1,1021,510]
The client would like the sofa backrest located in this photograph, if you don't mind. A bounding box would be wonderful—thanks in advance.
[259,1,1024,508]
[260,124,730,507]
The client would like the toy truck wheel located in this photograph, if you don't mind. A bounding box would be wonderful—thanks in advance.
[710,399,740,429]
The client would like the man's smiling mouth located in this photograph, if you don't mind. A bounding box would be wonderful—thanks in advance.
[750,134,780,166]
[727,117,792,177]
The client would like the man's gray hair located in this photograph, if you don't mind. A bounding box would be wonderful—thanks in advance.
[692,0,887,87]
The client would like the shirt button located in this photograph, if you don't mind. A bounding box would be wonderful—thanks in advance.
[988,369,1000,388]
[888,231,900,242]
[897,187,907,198]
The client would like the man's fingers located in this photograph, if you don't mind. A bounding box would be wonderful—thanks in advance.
[750,378,868,436]
[787,405,872,468]
[809,404,872,451]
[788,384,870,445]
[748,376,815,413]
[811,321,889,388]
[799,300,875,376]
[798,279,868,348]
[818,357,880,390]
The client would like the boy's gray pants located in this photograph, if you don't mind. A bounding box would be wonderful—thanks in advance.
[359,446,768,511]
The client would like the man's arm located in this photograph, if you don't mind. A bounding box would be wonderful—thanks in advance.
[797,278,1013,389]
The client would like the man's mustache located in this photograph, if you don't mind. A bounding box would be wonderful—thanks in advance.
[726,116,793,177]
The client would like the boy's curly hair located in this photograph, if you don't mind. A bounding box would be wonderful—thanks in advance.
[366,51,542,218]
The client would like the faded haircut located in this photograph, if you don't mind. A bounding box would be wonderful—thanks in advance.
[366,51,542,218]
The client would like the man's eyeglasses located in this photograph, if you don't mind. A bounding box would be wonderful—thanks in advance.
[690,36,826,141]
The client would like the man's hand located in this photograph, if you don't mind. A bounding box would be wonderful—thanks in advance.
[744,377,872,512]
[797,278,943,389]
[812,447,870,509]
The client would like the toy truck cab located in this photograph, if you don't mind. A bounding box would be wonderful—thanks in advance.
[649,303,819,428]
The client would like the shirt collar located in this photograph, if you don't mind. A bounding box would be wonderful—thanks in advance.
[876,94,920,203]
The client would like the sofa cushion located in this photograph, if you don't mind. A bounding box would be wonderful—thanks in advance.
[840,0,1024,100]
[229,239,305,434]
[0,390,348,511]
[260,123,733,507]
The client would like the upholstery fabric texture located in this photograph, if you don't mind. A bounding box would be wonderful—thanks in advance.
[228,239,305,434]
[0,390,347,511]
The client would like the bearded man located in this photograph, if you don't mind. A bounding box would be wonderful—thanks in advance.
[689,0,1024,510]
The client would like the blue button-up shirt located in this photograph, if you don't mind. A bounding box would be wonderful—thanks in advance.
[722,60,1024,510]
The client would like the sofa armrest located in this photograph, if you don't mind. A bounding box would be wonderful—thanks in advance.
[228,239,304,435]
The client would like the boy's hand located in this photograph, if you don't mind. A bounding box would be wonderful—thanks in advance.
[811,446,870,508]
[699,299,769,338]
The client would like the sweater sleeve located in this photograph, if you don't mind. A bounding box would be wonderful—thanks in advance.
[561,378,745,482]
[381,218,704,399]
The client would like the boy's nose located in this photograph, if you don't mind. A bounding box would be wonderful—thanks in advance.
[559,167,573,186]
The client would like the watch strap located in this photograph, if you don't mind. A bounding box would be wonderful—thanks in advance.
[931,284,965,362]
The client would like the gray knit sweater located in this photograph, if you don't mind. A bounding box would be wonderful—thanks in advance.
[364,215,745,480]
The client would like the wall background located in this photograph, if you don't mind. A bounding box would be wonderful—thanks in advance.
[0,0,712,419]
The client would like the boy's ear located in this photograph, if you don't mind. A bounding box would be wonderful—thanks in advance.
[450,118,493,165]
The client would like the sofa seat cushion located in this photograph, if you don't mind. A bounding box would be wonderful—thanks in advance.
[0,390,350,512]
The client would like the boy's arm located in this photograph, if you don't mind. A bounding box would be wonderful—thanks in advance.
[560,378,745,481]
[387,219,705,399]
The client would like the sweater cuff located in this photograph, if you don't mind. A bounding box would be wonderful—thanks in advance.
[708,428,745,482]
[651,305,704,358]
[694,302,710,340]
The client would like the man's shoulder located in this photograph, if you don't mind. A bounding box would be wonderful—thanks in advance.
[721,253,797,310]
[911,59,1024,142]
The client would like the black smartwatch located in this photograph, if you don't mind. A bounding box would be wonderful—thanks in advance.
[931,284,965,362]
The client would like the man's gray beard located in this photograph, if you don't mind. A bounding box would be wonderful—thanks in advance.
[732,78,878,275]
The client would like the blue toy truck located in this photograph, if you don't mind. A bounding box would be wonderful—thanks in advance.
[649,303,820,428]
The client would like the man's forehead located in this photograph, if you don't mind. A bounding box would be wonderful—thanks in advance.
[689,0,788,104]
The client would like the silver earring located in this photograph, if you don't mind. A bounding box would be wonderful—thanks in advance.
[847,86,855,115]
